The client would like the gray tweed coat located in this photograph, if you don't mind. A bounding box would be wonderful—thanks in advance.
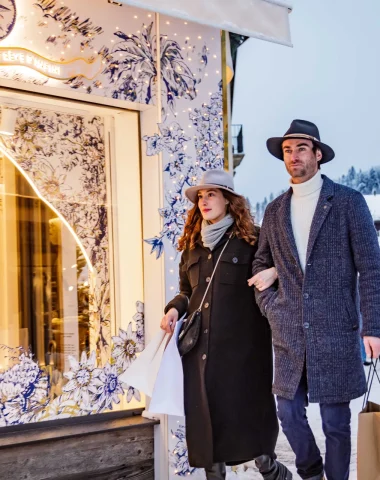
[252,175,380,404]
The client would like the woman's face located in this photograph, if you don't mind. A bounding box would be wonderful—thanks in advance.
[197,188,228,224]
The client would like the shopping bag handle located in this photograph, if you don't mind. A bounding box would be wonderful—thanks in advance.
[362,358,380,410]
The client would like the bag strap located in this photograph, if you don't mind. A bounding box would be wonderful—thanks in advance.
[362,358,380,409]
[197,232,234,311]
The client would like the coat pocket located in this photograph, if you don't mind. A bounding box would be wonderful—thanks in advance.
[343,294,359,331]
[219,253,251,285]
[265,290,279,315]
[186,254,201,288]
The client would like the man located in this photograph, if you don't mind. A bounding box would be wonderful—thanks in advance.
[252,119,380,480]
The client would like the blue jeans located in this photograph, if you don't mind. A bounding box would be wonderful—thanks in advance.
[277,371,351,480]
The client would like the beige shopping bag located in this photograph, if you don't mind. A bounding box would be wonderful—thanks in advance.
[358,360,380,480]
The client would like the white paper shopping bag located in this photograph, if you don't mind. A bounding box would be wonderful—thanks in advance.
[148,318,184,417]
[119,329,169,397]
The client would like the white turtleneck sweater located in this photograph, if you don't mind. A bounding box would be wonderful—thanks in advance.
[290,171,324,272]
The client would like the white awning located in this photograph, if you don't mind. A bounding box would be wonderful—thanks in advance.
[120,0,292,47]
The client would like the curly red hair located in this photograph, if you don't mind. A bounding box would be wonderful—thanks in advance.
[178,190,258,251]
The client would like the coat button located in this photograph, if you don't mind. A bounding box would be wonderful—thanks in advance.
[204,329,208,334]
[208,254,212,260]
[232,257,238,263]
[202,354,207,360]
[303,293,309,299]
[204,302,209,309]
[304,322,310,329]
[206,277,211,283]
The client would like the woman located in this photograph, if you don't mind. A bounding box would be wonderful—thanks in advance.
[160,170,292,480]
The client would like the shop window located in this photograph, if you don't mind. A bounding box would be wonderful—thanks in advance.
[0,152,91,396]
[0,105,144,426]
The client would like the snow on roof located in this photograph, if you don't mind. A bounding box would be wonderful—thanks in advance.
[364,195,380,222]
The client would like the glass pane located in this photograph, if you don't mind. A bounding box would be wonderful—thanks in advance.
[0,152,91,398]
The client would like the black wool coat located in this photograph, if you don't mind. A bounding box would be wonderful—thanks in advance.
[165,231,278,469]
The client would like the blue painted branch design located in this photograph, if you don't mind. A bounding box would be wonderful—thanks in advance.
[34,0,104,49]
[101,22,207,109]
[144,88,224,257]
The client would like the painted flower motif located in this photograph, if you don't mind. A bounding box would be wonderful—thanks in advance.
[170,426,197,477]
[164,152,192,178]
[63,351,98,406]
[159,123,191,154]
[34,167,72,199]
[0,410,5,427]
[34,394,79,422]
[0,353,41,396]
[16,120,46,143]
[92,363,124,411]
[144,133,164,156]
[126,386,141,403]
[111,323,144,372]
[0,352,50,426]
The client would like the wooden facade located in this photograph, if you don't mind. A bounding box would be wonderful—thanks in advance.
[0,412,157,480]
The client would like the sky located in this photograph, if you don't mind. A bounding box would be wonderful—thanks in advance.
[232,0,380,206]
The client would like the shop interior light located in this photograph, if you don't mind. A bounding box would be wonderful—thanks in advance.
[0,107,18,136]
[0,144,94,273]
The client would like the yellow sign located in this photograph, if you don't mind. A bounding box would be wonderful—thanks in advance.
[0,47,102,81]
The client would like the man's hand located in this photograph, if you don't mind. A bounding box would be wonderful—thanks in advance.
[363,336,380,360]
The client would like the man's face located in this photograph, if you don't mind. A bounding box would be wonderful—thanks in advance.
[282,138,322,183]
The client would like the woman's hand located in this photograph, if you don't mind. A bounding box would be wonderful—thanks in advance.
[160,308,179,333]
[248,267,278,291]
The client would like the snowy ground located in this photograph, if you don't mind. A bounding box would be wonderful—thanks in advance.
[224,365,380,480]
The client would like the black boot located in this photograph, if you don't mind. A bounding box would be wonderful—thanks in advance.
[205,462,226,480]
[255,455,293,480]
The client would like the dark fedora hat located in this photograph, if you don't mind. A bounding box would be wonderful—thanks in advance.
[266,119,335,164]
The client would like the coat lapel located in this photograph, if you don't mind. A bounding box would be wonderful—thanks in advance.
[305,175,335,262]
[278,187,302,269]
